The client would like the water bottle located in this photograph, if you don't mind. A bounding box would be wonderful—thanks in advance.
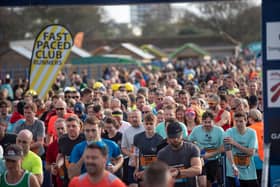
[224,137,232,151]
[235,176,240,187]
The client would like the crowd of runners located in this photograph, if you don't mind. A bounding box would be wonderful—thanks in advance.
[0,56,263,187]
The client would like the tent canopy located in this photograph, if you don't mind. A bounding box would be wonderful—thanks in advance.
[141,44,168,59]
[169,43,210,60]
[71,55,141,66]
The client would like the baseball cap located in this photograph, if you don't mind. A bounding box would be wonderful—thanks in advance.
[93,82,106,93]
[4,144,23,161]
[74,102,85,113]
[93,82,104,89]
[111,83,121,91]
[125,82,134,92]
[167,121,182,138]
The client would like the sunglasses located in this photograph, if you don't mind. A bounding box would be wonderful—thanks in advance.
[84,129,97,133]
[56,108,65,111]
[186,112,195,116]
[5,159,17,163]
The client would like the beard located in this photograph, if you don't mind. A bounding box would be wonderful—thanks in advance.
[85,163,98,175]
[171,141,182,149]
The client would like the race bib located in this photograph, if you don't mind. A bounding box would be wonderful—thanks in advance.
[205,147,217,153]
[172,164,187,179]
[140,155,157,168]
[57,156,70,179]
[233,154,250,167]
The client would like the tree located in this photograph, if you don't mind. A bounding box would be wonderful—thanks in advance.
[176,9,211,36]
[196,1,261,44]
[106,21,134,38]
[0,6,110,41]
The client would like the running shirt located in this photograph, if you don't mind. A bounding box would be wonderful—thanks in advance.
[0,171,31,187]
[189,125,225,160]
[70,139,122,174]
[225,127,258,180]
[68,171,126,187]
[133,132,163,169]
[22,151,43,175]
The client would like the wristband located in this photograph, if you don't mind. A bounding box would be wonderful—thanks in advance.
[232,164,238,170]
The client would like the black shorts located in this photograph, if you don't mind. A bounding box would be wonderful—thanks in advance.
[126,166,137,184]
[201,159,219,182]
[227,177,259,187]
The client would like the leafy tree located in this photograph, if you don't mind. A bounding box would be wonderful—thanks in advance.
[196,1,261,44]
[0,6,110,41]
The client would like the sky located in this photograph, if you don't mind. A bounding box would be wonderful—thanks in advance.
[104,5,131,23]
[104,3,192,23]
[104,1,261,23]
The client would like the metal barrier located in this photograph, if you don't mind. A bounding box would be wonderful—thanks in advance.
[262,143,270,187]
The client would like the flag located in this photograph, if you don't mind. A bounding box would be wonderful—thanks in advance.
[29,24,73,99]
[74,32,84,48]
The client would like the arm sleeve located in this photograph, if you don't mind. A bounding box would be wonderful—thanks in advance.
[69,144,82,163]
[190,143,200,158]
[36,120,45,138]
[218,129,225,147]
[121,132,129,149]
[111,141,122,158]
[32,156,43,174]
[249,130,258,150]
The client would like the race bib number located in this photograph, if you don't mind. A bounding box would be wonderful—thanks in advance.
[234,154,250,167]
[140,155,157,168]
[172,164,187,179]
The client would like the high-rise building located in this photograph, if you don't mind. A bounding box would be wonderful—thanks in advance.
[130,4,171,27]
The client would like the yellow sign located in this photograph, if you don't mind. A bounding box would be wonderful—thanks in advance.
[29,24,73,99]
